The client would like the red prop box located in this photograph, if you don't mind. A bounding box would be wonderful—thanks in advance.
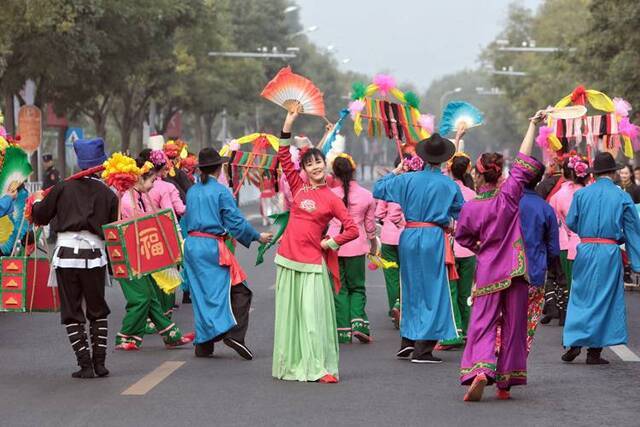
[103,209,182,280]
[0,257,58,312]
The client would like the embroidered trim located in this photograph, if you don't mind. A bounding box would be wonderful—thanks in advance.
[473,238,526,297]
[495,370,527,382]
[514,157,541,174]
[475,189,498,200]
[460,361,497,376]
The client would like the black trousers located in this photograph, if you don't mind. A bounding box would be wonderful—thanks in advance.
[401,337,437,358]
[213,283,252,343]
[56,267,110,325]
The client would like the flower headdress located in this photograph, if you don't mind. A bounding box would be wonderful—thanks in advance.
[149,149,168,167]
[102,153,152,192]
[337,153,357,170]
[563,151,589,178]
[403,154,424,172]
[447,151,471,172]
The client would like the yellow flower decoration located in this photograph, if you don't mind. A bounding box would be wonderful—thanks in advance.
[337,153,357,170]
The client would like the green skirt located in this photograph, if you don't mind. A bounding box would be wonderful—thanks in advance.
[272,255,339,381]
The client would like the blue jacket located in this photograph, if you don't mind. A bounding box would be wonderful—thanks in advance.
[519,189,560,286]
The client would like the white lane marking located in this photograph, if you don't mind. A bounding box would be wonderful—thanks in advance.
[246,214,263,222]
[121,361,185,395]
[609,345,640,362]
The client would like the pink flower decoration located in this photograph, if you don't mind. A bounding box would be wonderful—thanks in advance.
[367,262,378,271]
[620,117,640,150]
[373,74,396,96]
[418,114,435,134]
[149,149,167,167]
[348,100,365,119]
[536,126,552,149]
[403,155,424,171]
[613,97,632,118]
[574,162,588,178]
[0,126,6,138]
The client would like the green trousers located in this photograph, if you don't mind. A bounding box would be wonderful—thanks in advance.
[334,255,369,343]
[117,276,182,347]
[152,280,175,318]
[380,244,400,314]
[440,256,476,346]
[559,250,573,291]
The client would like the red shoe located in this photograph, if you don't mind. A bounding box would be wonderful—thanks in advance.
[463,373,488,402]
[318,374,339,384]
[115,342,139,351]
[182,331,196,341]
[496,389,511,400]
[352,331,372,344]
[165,335,194,349]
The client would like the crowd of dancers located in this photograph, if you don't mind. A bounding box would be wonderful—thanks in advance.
[31,105,640,402]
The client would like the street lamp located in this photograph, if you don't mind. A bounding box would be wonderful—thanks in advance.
[288,25,319,38]
[440,87,462,111]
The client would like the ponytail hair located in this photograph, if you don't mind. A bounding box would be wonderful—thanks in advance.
[199,164,221,185]
[332,156,355,207]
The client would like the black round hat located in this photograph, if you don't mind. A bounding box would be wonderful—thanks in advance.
[416,133,456,164]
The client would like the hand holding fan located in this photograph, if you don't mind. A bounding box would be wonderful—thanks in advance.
[439,101,484,136]
[0,146,33,195]
[261,66,326,117]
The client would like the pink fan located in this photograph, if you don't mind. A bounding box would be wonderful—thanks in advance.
[261,66,326,117]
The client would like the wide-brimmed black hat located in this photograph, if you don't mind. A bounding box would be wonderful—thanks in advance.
[588,152,624,174]
[416,133,456,164]
[197,147,229,168]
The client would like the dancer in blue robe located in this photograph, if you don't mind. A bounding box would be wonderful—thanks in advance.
[562,153,640,364]
[373,134,464,364]
[183,148,270,360]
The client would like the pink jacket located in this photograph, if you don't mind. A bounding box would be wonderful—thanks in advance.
[148,179,186,216]
[549,180,582,260]
[375,200,405,246]
[328,181,377,257]
[453,179,477,258]
[119,189,158,220]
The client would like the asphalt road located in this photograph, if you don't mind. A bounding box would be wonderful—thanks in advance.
[2,213,640,427]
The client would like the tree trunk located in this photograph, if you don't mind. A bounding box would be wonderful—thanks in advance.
[93,113,107,139]
[3,95,15,135]
[194,113,204,151]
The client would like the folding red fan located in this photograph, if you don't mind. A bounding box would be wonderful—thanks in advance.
[260,66,326,117]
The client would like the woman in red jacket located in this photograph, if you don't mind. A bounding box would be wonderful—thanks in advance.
[272,108,358,383]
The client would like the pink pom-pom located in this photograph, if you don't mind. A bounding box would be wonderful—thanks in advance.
[373,74,396,95]
[418,114,435,134]
[620,117,640,150]
[368,262,378,271]
[348,100,365,119]
[149,149,168,166]
[229,139,240,152]
[0,126,6,138]
[614,97,632,118]
[536,126,552,149]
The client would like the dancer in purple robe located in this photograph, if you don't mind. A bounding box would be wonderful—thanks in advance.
[455,109,546,402]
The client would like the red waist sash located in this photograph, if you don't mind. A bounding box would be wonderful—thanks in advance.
[188,231,247,286]
[581,238,617,245]
[405,221,459,280]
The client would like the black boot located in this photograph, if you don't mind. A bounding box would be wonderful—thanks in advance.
[195,339,214,358]
[90,318,110,377]
[182,291,192,304]
[558,309,566,327]
[561,346,581,362]
[66,324,95,379]
[586,348,609,365]
[540,288,559,324]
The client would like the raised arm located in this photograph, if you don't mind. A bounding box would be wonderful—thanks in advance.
[31,184,61,225]
[278,109,305,197]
